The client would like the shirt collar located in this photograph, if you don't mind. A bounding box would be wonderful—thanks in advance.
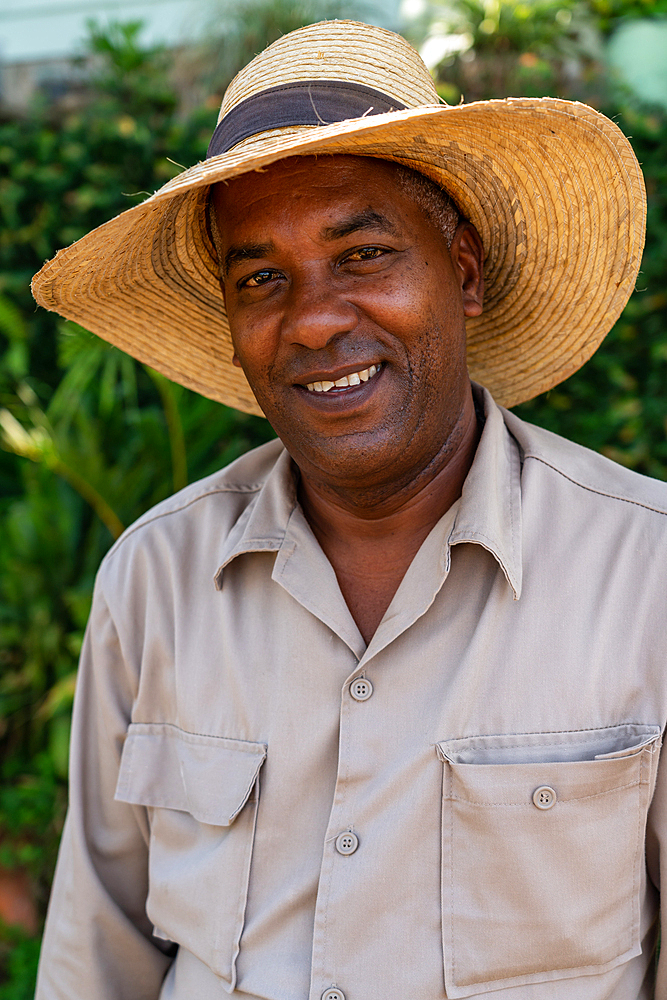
[214,384,523,606]
[450,384,523,600]
[214,447,297,585]
[215,447,365,656]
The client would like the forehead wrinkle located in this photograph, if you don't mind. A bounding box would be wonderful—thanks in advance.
[321,208,399,242]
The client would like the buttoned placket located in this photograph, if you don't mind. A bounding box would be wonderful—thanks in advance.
[306,497,461,1000]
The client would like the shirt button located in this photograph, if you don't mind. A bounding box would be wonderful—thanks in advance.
[350,677,373,701]
[533,785,557,810]
[335,831,359,856]
[322,990,345,1000]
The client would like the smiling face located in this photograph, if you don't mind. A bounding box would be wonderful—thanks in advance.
[212,155,484,496]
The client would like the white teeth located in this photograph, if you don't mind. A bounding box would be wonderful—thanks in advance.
[306,364,379,393]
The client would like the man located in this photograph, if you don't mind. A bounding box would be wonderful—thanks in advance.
[32,19,667,1000]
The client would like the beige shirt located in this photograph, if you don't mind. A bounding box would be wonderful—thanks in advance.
[36,387,667,1000]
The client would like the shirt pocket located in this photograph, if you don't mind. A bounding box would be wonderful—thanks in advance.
[436,723,662,998]
[115,722,267,990]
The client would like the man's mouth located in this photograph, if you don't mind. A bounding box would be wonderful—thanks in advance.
[304,363,381,393]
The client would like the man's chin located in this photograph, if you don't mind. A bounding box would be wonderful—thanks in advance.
[283,432,422,494]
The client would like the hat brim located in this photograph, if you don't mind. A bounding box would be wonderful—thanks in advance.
[32,97,646,413]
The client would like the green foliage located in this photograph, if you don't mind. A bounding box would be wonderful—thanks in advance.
[412,0,605,103]
[0,924,41,1000]
[588,0,667,33]
[448,0,582,50]
[86,20,178,117]
[200,0,399,90]
[0,21,274,993]
[516,106,667,479]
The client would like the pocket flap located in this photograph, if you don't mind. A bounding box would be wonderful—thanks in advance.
[115,723,267,826]
[437,723,661,766]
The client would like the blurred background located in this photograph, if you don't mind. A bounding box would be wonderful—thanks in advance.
[0,0,666,993]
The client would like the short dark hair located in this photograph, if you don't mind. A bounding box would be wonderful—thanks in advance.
[391,163,460,248]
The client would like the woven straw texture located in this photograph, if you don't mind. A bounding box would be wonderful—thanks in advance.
[32,20,646,414]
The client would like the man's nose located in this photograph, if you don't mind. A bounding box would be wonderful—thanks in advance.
[281,274,358,349]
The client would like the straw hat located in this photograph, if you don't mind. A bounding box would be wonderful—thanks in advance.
[31,20,646,413]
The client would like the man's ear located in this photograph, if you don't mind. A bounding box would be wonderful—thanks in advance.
[451,221,484,318]
[232,353,242,368]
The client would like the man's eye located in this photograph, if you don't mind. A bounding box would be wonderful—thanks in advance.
[241,270,279,288]
[345,246,387,262]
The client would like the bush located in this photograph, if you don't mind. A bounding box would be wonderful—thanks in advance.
[0,22,274,993]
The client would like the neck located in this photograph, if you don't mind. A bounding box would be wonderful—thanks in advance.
[297,388,482,643]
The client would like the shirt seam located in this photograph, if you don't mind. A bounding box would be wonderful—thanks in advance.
[103,483,264,562]
[508,427,522,584]
[126,721,267,747]
[440,723,660,744]
[524,454,667,516]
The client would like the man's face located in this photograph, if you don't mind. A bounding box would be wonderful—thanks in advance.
[212,156,483,493]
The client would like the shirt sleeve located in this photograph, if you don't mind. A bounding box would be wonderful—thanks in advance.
[34,577,174,1000]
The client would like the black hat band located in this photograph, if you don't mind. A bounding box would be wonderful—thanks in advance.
[207,80,407,158]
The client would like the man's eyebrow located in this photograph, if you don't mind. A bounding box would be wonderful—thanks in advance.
[223,242,275,276]
[322,209,399,241]
[222,209,397,274]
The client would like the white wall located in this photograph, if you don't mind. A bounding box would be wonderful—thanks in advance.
[0,0,207,64]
